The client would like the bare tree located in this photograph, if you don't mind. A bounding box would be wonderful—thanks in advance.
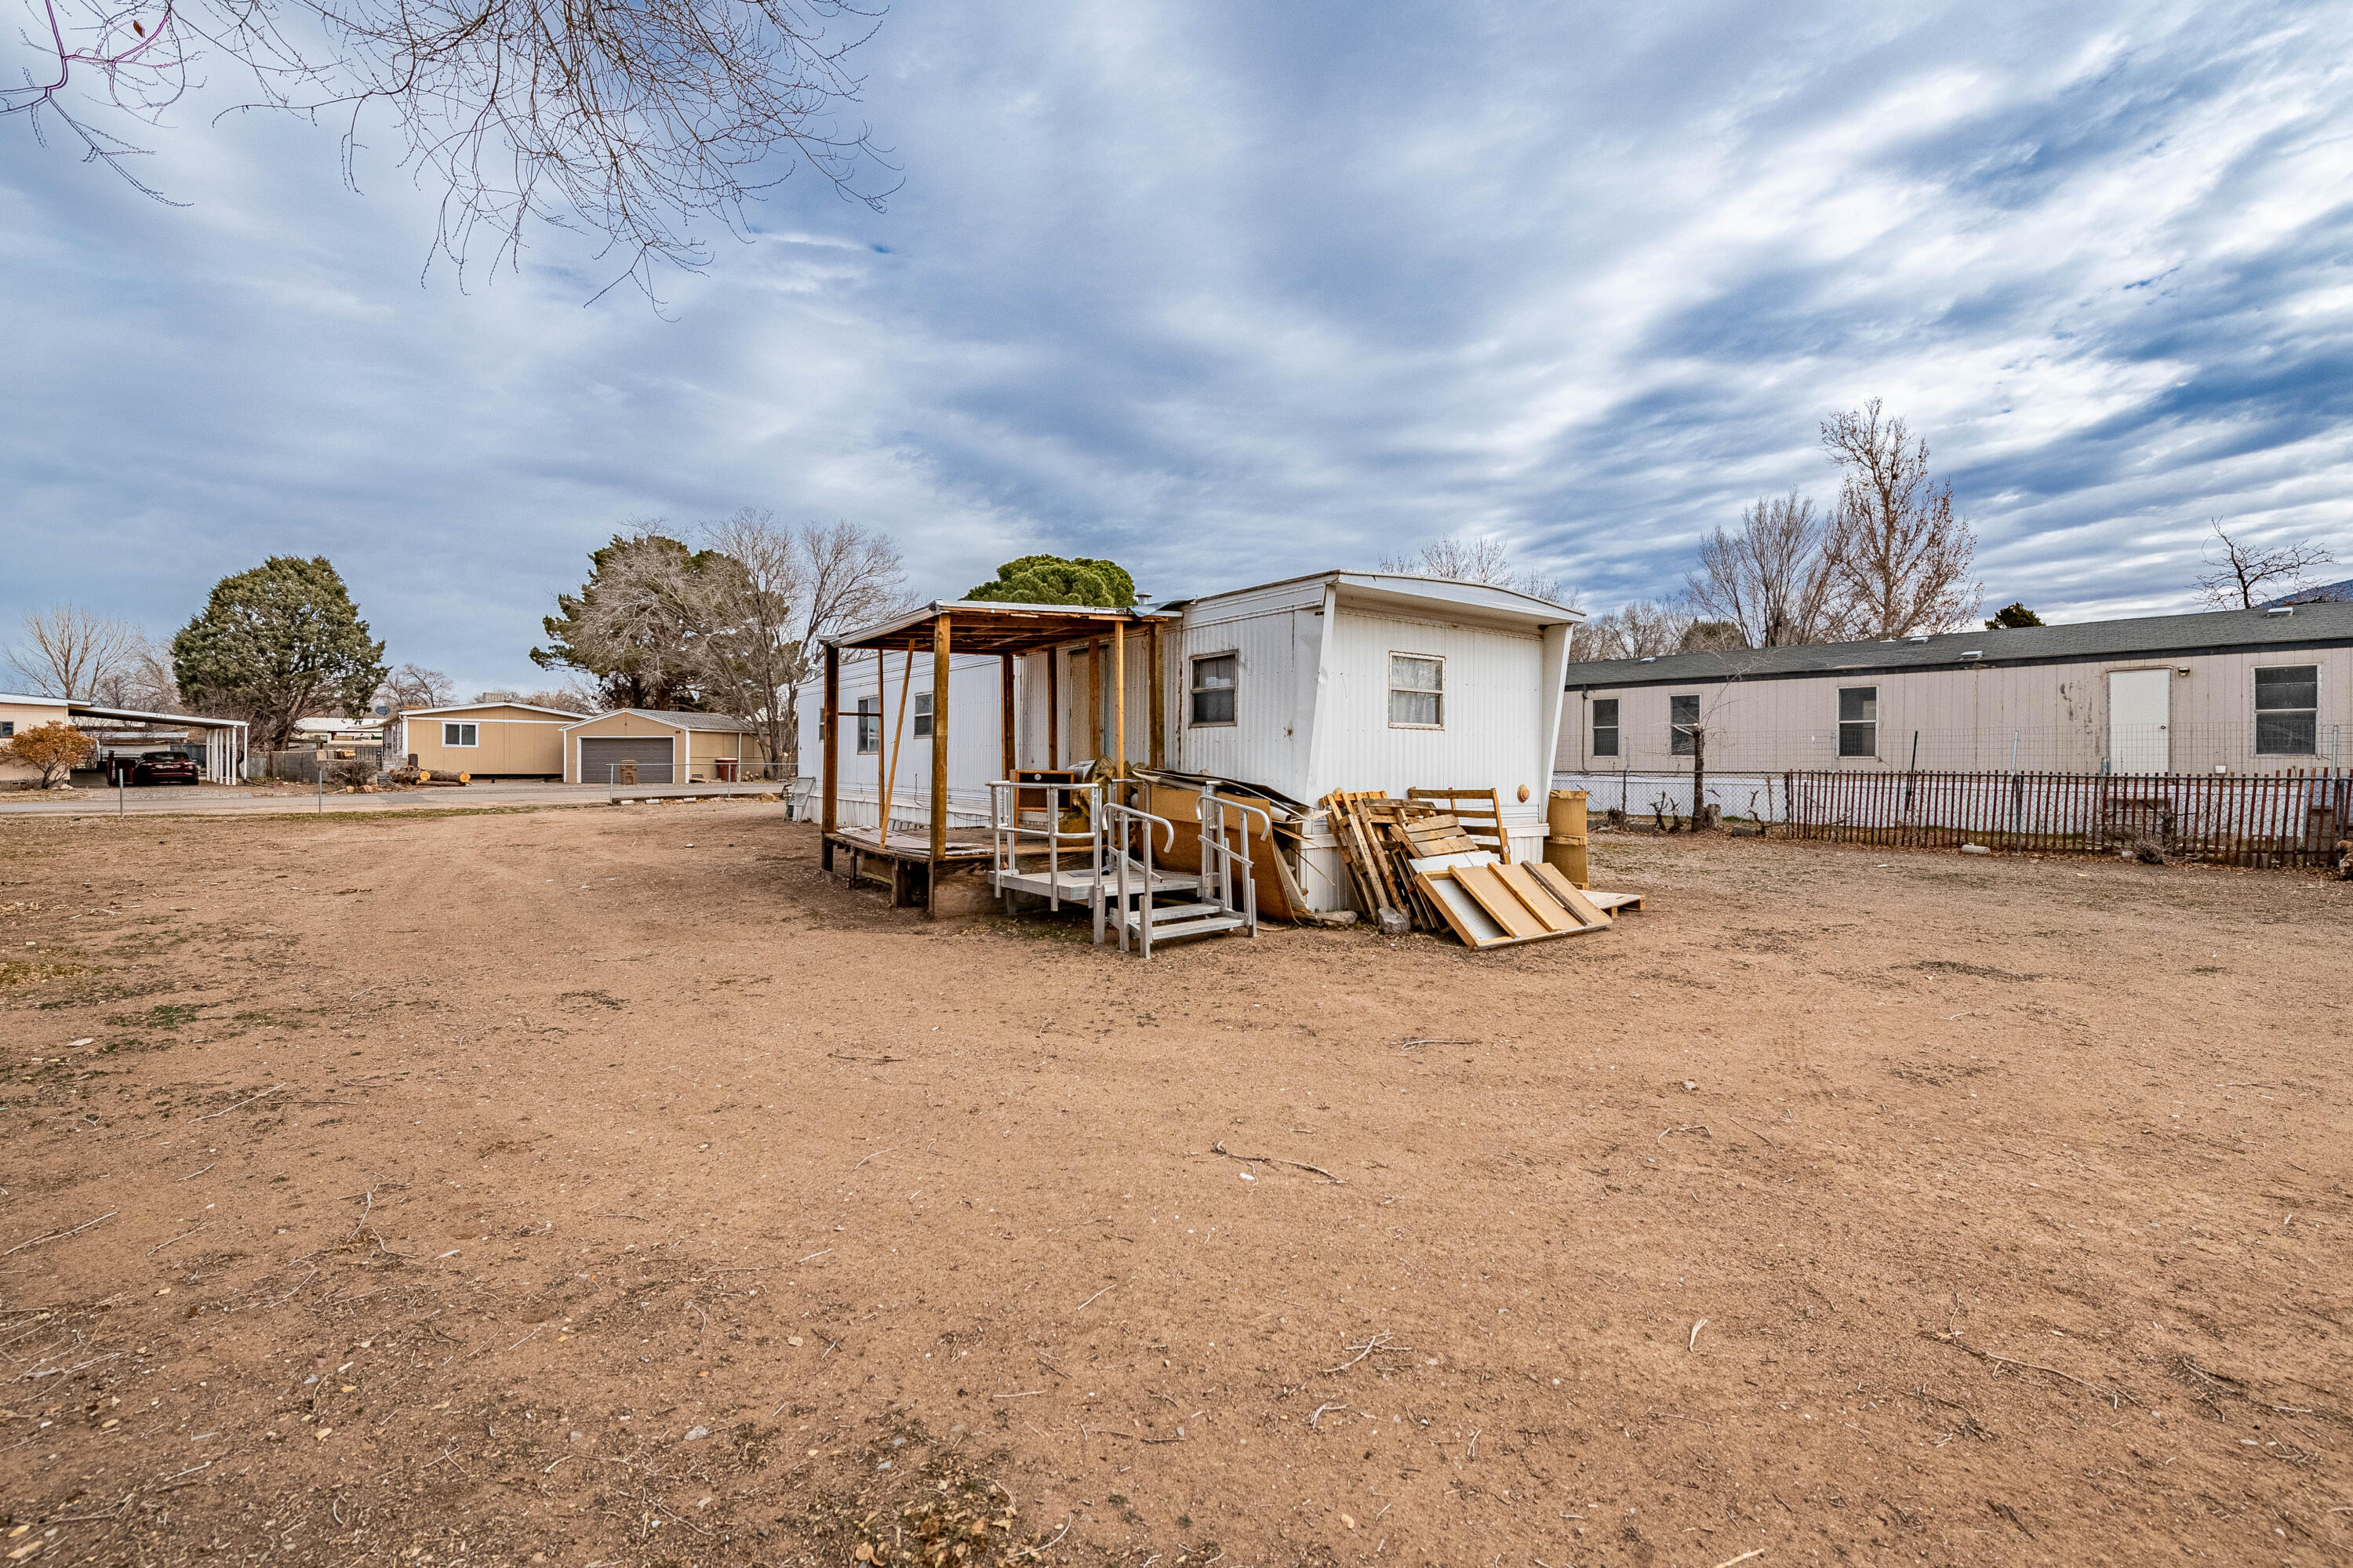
[778,519,911,779]
[4,0,895,294]
[1380,533,1575,605]
[1683,490,1845,647]
[381,663,456,715]
[2194,520,2338,609]
[1820,400,1980,637]
[1570,600,1694,661]
[89,634,182,711]
[5,604,140,699]
[694,508,816,773]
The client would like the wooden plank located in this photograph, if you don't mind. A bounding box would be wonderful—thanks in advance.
[1046,646,1060,768]
[1147,620,1166,770]
[1492,861,1575,932]
[1000,651,1016,781]
[929,615,951,872]
[1453,862,1545,939]
[1415,870,1508,948]
[820,642,839,842]
[1525,860,1611,926]
[1112,618,1127,776]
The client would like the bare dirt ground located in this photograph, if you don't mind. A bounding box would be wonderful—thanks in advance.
[2,802,2348,1568]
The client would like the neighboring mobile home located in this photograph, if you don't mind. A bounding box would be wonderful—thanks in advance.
[798,571,1580,911]
[563,709,768,784]
[2,692,249,785]
[393,702,581,780]
[1555,604,2353,813]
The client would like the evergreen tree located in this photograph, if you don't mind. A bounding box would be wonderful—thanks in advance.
[170,557,387,751]
[964,555,1136,608]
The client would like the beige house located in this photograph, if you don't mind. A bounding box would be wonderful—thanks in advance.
[562,709,769,784]
[3,692,249,785]
[1559,603,2352,783]
[392,702,580,780]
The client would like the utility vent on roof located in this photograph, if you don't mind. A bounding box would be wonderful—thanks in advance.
[1907,635,1929,644]
[1640,656,1657,663]
[2267,606,2293,617]
[1960,650,1984,660]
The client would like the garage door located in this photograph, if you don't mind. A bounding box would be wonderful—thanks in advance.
[580,735,675,784]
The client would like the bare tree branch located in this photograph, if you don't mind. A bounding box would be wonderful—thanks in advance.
[1378,533,1575,606]
[5,604,142,700]
[1683,489,1846,647]
[2193,519,2337,609]
[1820,399,1980,637]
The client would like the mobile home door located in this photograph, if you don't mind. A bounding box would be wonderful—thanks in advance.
[2108,669,2170,773]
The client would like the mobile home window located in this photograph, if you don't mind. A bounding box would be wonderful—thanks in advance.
[442,722,478,748]
[1591,697,1619,758]
[1190,653,1237,725]
[1838,686,1878,758]
[0,721,13,739]
[912,692,934,739]
[1669,693,1698,755]
[1388,655,1444,728]
[855,697,879,754]
[2254,664,2318,755]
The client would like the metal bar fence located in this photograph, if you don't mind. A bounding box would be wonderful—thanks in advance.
[1778,768,2349,865]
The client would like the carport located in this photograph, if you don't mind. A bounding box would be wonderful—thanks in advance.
[69,704,249,781]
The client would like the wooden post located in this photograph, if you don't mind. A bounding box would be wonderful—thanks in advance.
[877,647,889,836]
[1046,648,1060,769]
[1000,652,1017,779]
[930,615,952,868]
[1111,619,1127,777]
[1147,618,1166,770]
[820,642,839,862]
[1088,639,1104,761]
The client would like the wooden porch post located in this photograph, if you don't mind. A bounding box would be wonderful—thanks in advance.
[1147,619,1166,769]
[1046,649,1060,768]
[1112,619,1127,776]
[1000,651,1016,779]
[820,642,839,855]
[930,615,952,867]
[1089,640,1104,760]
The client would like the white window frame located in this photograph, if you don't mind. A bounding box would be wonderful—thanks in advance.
[1387,653,1446,729]
[442,722,479,748]
[1590,697,1619,759]
[912,691,934,739]
[855,697,880,755]
[1669,693,1699,756]
[2253,664,2319,756]
[1837,686,1878,759]
[1189,651,1238,727]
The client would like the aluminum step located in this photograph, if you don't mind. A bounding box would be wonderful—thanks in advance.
[1123,912,1250,942]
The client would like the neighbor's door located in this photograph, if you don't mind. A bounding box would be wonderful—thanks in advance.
[2108,669,2171,773]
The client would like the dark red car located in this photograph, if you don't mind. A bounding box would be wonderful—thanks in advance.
[130,752,201,786]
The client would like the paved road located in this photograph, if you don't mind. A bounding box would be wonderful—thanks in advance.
[0,782,728,818]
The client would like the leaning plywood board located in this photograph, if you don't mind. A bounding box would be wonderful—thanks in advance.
[1493,861,1577,933]
[1452,863,1549,940]
[1413,869,1608,948]
[1525,860,1611,927]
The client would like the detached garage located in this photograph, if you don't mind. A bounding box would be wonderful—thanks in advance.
[563,709,767,784]
[394,702,578,780]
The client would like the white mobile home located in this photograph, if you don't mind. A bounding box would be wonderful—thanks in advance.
[799,571,1579,912]
[1556,603,2353,817]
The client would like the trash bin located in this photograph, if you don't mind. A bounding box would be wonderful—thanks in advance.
[1544,789,1590,889]
[715,758,739,783]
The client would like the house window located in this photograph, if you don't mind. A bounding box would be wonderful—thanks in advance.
[1388,654,1444,728]
[855,697,879,754]
[442,722,478,748]
[1669,693,1698,755]
[913,692,934,739]
[0,721,13,739]
[2255,664,2318,755]
[1591,698,1619,758]
[1838,686,1878,758]
[1190,653,1237,725]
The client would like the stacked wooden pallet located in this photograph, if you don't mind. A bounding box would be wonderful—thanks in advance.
[1320,786,1641,950]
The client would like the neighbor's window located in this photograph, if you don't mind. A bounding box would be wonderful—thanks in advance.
[2255,664,2318,755]
[0,721,13,739]
[1591,697,1620,758]
[913,692,934,739]
[1669,693,1699,755]
[855,697,880,754]
[442,722,478,748]
[1388,654,1444,728]
[1191,653,1238,725]
[1838,686,1878,758]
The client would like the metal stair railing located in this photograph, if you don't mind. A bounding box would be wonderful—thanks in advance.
[1194,784,1267,939]
[986,779,1106,938]
[1102,799,1180,957]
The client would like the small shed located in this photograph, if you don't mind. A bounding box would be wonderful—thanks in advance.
[563,709,767,784]
[394,702,580,780]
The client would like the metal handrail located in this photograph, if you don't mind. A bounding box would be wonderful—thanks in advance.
[986,779,1104,927]
[1194,784,1267,938]
[1103,799,1180,957]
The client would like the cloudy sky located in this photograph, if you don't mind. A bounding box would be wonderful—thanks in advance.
[6,0,2353,695]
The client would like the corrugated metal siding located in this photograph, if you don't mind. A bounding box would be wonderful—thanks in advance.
[1559,645,2353,774]
[1173,595,1324,798]
[1317,606,1551,831]
[795,649,1011,820]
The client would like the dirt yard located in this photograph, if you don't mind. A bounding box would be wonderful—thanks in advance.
[2,802,2347,1568]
